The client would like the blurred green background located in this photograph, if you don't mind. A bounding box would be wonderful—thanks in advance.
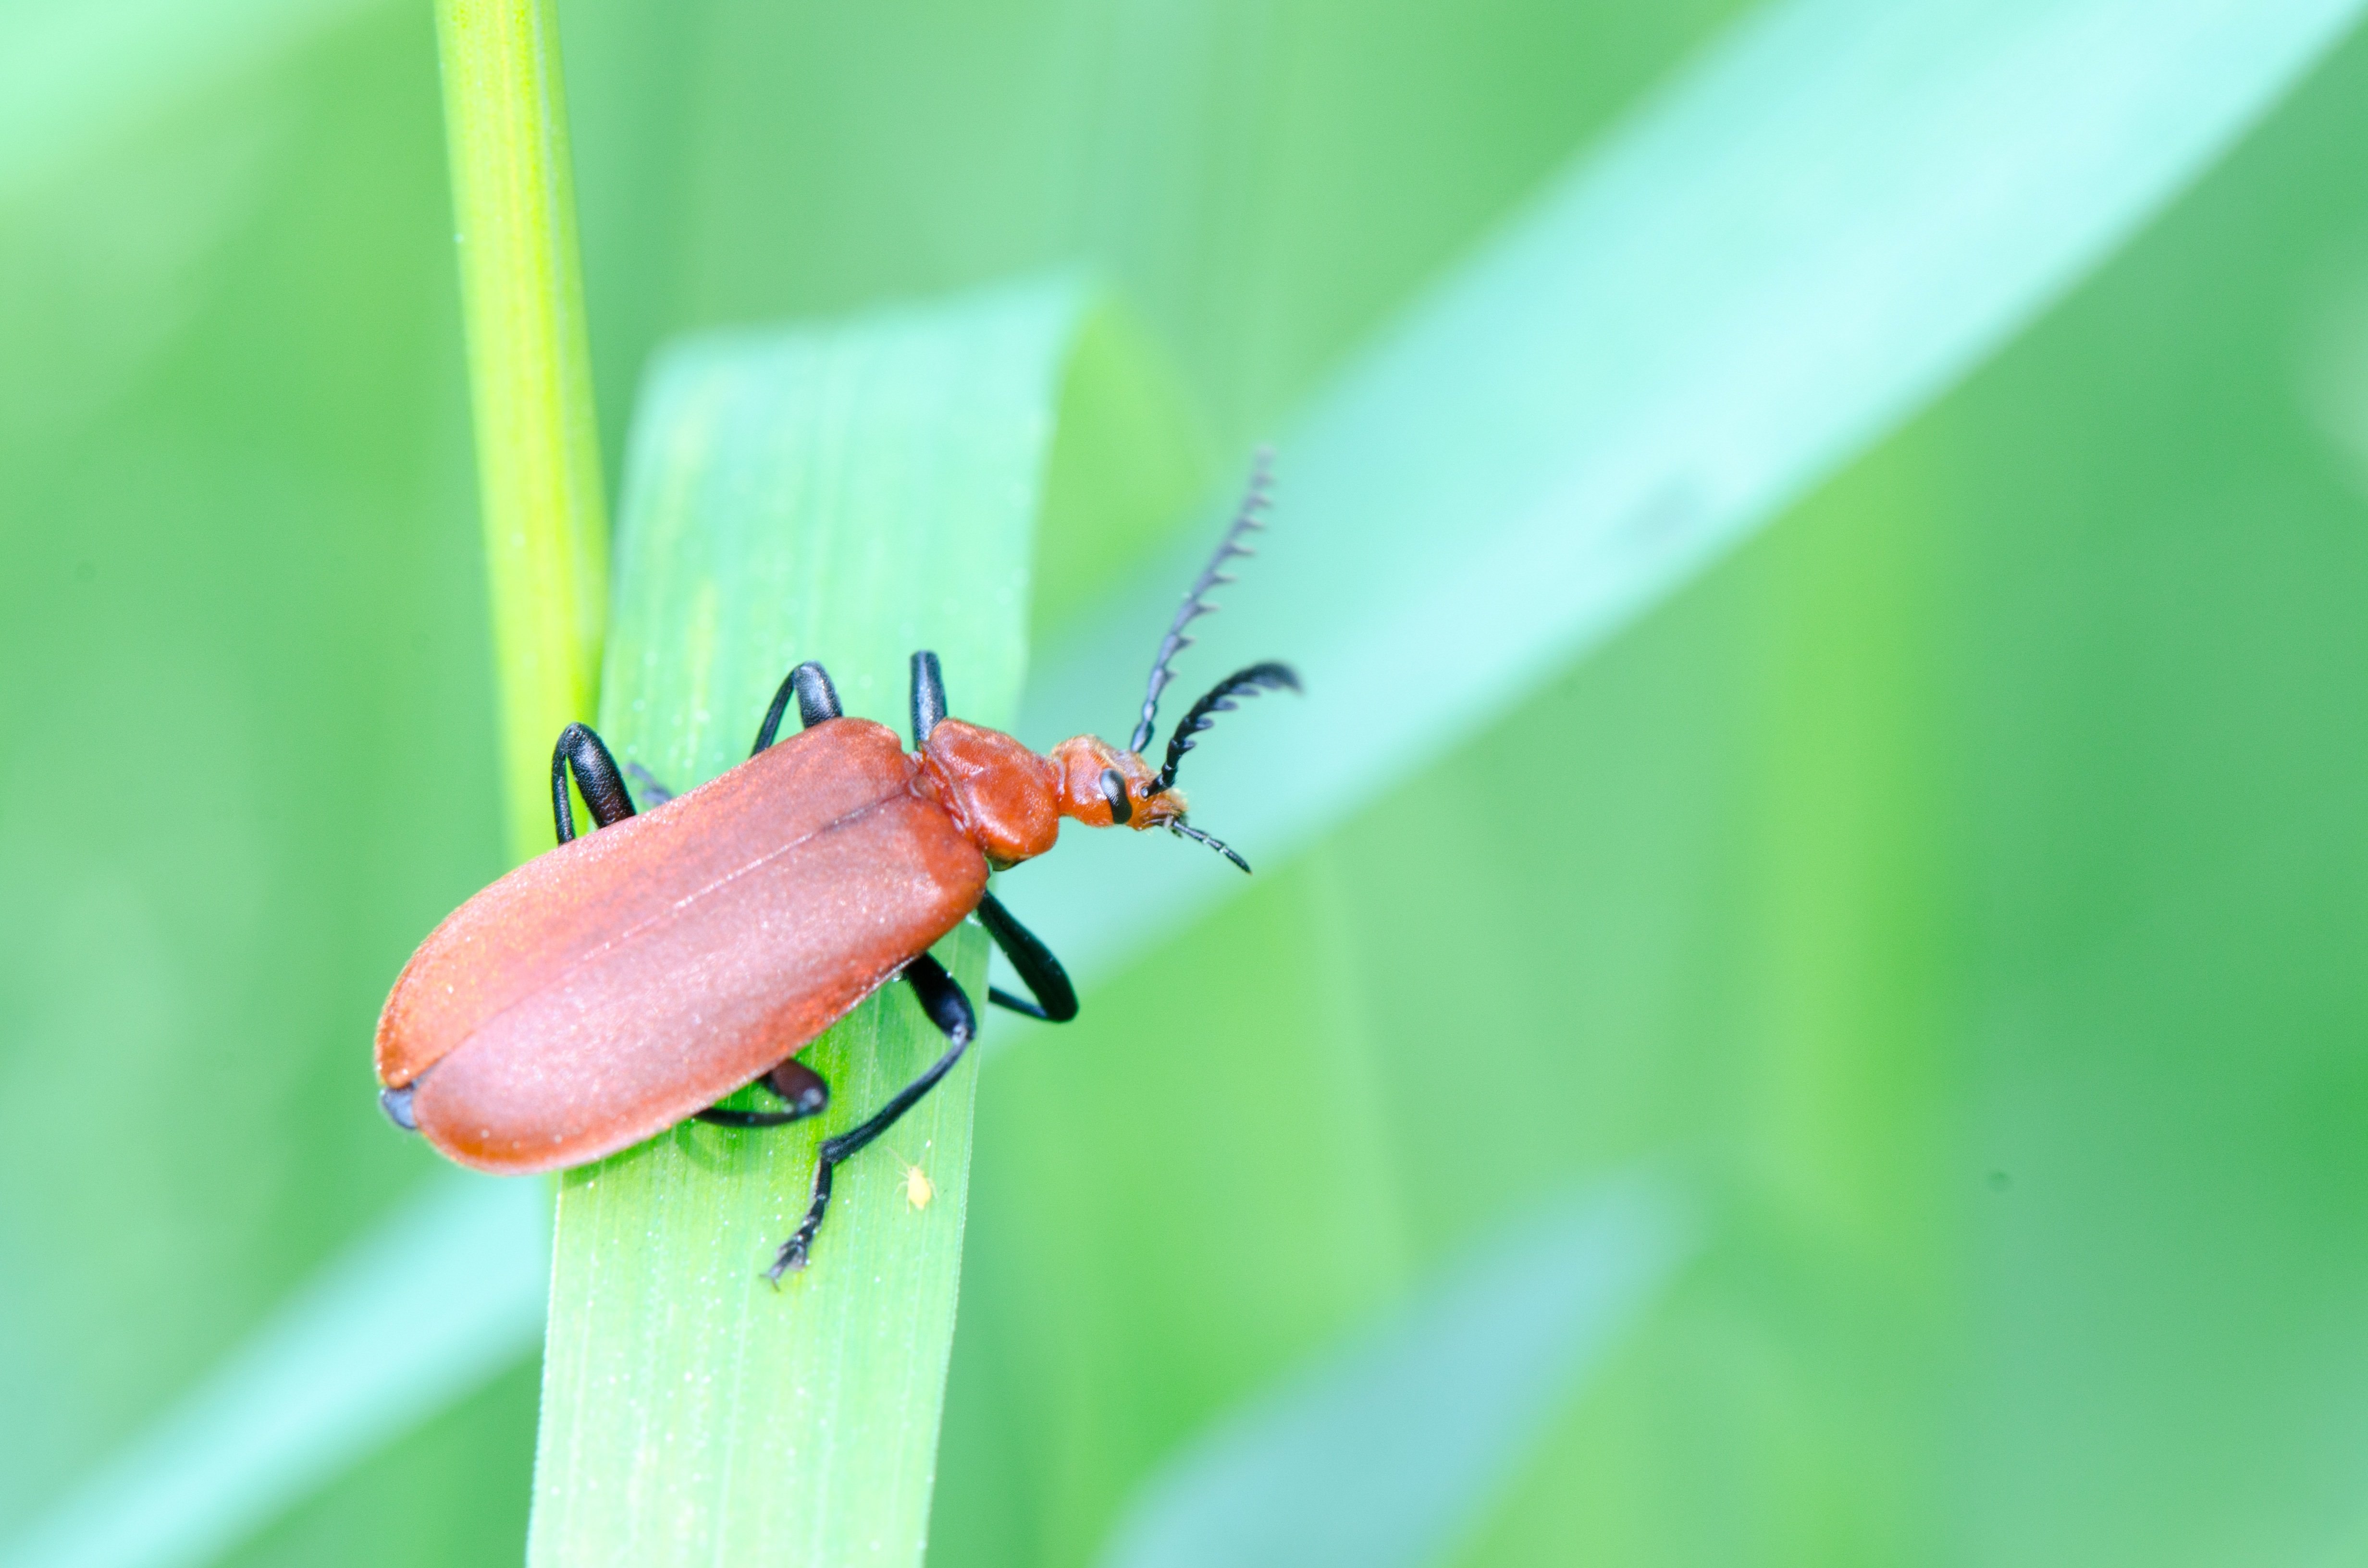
[6,0,2368,1565]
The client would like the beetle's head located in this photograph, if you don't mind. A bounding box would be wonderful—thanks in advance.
[1045,655,1298,873]
[1049,735,1186,832]
[1069,452,1300,873]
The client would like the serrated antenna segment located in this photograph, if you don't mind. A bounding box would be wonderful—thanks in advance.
[1128,449,1274,754]
[1149,660,1299,795]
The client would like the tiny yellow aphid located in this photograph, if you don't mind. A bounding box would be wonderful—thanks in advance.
[887,1146,934,1211]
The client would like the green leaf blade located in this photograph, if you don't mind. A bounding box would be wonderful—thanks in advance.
[526,275,1093,1568]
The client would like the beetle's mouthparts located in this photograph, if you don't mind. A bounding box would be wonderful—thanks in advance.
[379,1084,419,1132]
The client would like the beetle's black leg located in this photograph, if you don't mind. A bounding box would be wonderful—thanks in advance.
[625,761,676,808]
[752,661,842,756]
[974,889,1079,1022]
[910,651,947,746]
[695,1058,830,1128]
[551,723,637,845]
[768,953,973,1278]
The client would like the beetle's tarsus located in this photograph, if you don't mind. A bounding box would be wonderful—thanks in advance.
[762,955,974,1277]
[770,1158,834,1279]
[768,1237,811,1281]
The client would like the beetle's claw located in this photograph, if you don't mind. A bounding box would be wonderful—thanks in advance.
[766,1236,810,1282]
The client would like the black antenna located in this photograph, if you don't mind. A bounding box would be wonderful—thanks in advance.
[1148,661,1299,797]
[1170,819,1250,873]
[1128,450,1273,754]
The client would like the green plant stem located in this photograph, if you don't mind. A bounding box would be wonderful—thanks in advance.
[434,0,609,862]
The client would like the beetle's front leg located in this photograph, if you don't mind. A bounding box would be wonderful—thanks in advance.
[768,953,974,1278]
[974,890,1079,1022]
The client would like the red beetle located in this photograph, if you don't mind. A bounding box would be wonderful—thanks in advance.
[376,460,1295,1275]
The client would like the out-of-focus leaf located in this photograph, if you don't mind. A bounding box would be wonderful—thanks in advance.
[1095,1174,1692,1568]
[1013,0,2368,982]
[0,1,520,1560]
[557,0,1759,463]
[941,19,2368,1568]
[0,0,379,206]
[0,1176,545,1568]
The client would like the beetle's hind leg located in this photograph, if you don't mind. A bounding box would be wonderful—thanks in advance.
[974,890,1079,1022]
[768,953,974,1279]
[695,1058,830,1128]
[552,723,638,844]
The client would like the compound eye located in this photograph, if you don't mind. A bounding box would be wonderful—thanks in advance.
[1098,767,1134,826]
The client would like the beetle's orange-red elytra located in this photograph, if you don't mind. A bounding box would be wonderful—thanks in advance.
[377,719,986,1171]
